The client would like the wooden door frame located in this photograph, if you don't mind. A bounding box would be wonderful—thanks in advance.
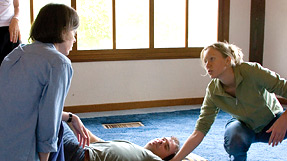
[249,0,265,65]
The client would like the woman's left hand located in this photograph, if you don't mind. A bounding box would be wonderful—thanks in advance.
[266,112,287,147]
[70,114,90,148]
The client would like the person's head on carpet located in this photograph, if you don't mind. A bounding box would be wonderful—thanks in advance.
[144,136,180,160]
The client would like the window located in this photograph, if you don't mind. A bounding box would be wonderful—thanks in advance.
[188,0,219,47]
[20,0,230,62]
[77,0,113,50]
[18,0,30,44]
[154,0,186,48]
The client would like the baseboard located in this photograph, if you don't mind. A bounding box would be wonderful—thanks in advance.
[278,97,287,105]
[64,97,287,113]
[64,97,204,113]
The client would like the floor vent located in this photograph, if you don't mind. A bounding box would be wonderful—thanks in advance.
[102,122,144,129]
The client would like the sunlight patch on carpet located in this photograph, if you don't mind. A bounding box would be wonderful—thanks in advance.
[102,122,144,129]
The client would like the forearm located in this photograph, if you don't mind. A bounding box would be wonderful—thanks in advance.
[171,130,205,161]
[63,111,90,147]
[62,111,71,122]
[39,152,50,161]
[13,0,20,18]
[63,111,102,143]
[88,129,104,143]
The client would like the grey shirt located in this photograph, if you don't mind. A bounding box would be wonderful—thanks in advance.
[87,140,163,161]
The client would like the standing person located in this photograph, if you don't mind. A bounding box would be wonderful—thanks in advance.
[0,0,21,63]
[0,3,89,161]
[170,41,287,161]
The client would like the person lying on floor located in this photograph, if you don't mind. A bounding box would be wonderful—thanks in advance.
[62,119,180,161]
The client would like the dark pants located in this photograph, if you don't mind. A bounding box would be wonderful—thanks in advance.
[48,122,65,161]
[62,122,86,161]
[0,26,20,63]
[224,112,287,161]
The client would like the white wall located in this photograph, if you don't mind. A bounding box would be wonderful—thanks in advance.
[264,0,287,78]
[66,59,210,106]
[65,0,252,106]
[229,0,251,61]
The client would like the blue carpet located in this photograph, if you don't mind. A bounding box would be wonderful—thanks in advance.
[81,108,287,161]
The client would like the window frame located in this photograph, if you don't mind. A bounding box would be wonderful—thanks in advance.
[30,0,230,62]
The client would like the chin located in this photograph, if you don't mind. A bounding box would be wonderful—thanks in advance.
[209,74,218,79]
[63,51,70,56]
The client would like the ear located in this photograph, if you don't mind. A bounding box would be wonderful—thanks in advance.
[225,56,232,66]
[61,30,67,40]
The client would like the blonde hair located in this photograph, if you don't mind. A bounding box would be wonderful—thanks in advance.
[200,41,244,67]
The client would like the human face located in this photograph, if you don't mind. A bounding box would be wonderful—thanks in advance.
[54,30,76,56]
[144,137,178,159]
[202,47,230,79]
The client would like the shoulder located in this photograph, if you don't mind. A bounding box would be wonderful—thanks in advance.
[236,62,274,77]
[103,141,162,161]
[237,62,257,70]
[237,62,265,71]
[23,42,72,67]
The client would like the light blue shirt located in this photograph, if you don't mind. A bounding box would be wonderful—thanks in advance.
[0,42,73,161]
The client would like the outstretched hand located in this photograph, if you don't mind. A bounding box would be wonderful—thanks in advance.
[70,114,90,148]
[266,113,287,147]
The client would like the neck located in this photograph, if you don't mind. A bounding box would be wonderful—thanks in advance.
[219,66,235,88]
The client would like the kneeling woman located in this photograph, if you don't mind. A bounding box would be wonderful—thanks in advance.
[171,42,287,161]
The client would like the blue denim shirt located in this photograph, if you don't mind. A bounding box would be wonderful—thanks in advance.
[195,62,286,135]
[0,42,73,161]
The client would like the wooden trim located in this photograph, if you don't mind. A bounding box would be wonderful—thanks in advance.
[68,47,202,62]
[71,0,76,11]
[30,0,34,24]
[64,97,204,113]
[249,0,265,65]
[71,0,77,51]
[218,0,230,42]
[278,97,287,105]
[149,0,154,49]
[64,96,287,113]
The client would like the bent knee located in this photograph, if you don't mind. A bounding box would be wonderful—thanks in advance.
[224,133,251,155]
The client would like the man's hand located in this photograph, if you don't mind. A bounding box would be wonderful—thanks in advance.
[70,114,90,148]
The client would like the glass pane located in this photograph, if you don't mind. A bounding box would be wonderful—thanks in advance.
[116,0,149,49]
[188,0,218,47]
[19,0,31,44]
[77,0,113,50]
[154,0,185,48]
[33,0,71,20]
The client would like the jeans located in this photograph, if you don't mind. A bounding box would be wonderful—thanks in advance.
[62,122,86,161]
[224,112,287,161]
[49,122,65,161]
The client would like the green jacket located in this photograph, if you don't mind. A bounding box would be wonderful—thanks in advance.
[195,62,287,134]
